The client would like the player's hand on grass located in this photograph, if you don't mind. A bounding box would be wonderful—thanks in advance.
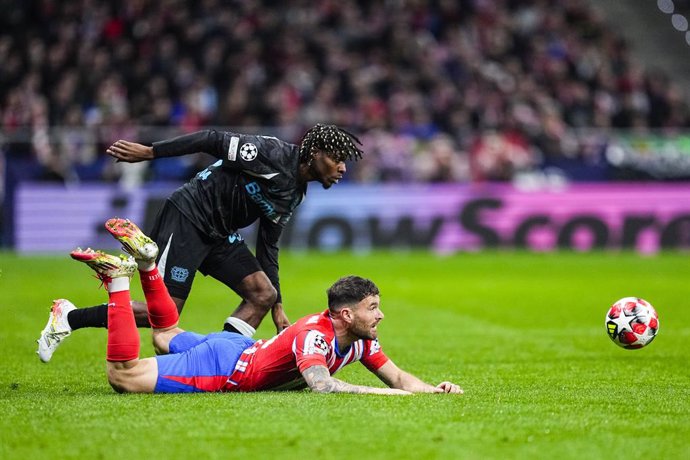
[107,140,154,162]
[271,303,291,333]
[435,382,463,394]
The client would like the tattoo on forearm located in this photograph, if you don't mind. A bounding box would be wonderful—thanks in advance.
[303,366,373,394]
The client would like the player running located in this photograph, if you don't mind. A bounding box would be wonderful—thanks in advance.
[37,124,364,363]
[45,219,463,395]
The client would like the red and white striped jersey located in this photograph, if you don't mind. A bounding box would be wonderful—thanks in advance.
[224,310,389,391]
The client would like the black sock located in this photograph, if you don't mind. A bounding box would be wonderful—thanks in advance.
[223,322,241,334]
[67,304,108,330]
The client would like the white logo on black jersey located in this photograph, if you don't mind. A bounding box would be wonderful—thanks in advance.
[240,143,258,161]
[228,136,239,161]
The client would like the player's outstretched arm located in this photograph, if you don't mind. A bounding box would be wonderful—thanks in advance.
[373,360,463,394]
[106,140,154,163]
[302,365,411,395]
[108,130,230,163]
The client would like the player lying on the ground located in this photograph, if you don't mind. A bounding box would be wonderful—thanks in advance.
[55,219,462,394]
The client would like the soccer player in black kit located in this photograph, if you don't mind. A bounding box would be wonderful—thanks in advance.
[36,124,364,363]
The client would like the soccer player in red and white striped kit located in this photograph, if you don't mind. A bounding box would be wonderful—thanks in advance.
[60,218,463,395]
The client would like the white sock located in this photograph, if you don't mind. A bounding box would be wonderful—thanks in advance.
[225,317,256,337]
[107,277,130,293]
[137,261,156,272]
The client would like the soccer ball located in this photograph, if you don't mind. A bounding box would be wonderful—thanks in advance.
[605,297,659,349]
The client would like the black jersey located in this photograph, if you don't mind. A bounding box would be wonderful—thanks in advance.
[152,130,307,299]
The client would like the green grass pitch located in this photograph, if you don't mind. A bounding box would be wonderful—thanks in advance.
[1,250,689,459]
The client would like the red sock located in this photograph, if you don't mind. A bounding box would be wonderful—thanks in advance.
[106,290,140,362]
[140,267,179,328]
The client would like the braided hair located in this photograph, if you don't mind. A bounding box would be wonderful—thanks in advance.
[298,124,364,164]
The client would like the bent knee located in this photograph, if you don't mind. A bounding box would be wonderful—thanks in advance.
[253,285,277,309]
[241,274,277,309]
[152,334,173,355]
[107,367,131,393]
[152,340,167,356]
[106,360,156,393]
[151,327,182,355]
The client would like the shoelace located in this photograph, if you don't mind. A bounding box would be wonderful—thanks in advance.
[92,273,113,290]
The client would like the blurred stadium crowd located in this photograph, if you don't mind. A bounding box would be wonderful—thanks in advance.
[2,0,690,186]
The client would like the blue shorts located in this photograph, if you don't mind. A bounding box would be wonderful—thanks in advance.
[154,331,255,393]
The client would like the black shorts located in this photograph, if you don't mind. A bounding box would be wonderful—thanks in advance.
[148,201,262,300]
